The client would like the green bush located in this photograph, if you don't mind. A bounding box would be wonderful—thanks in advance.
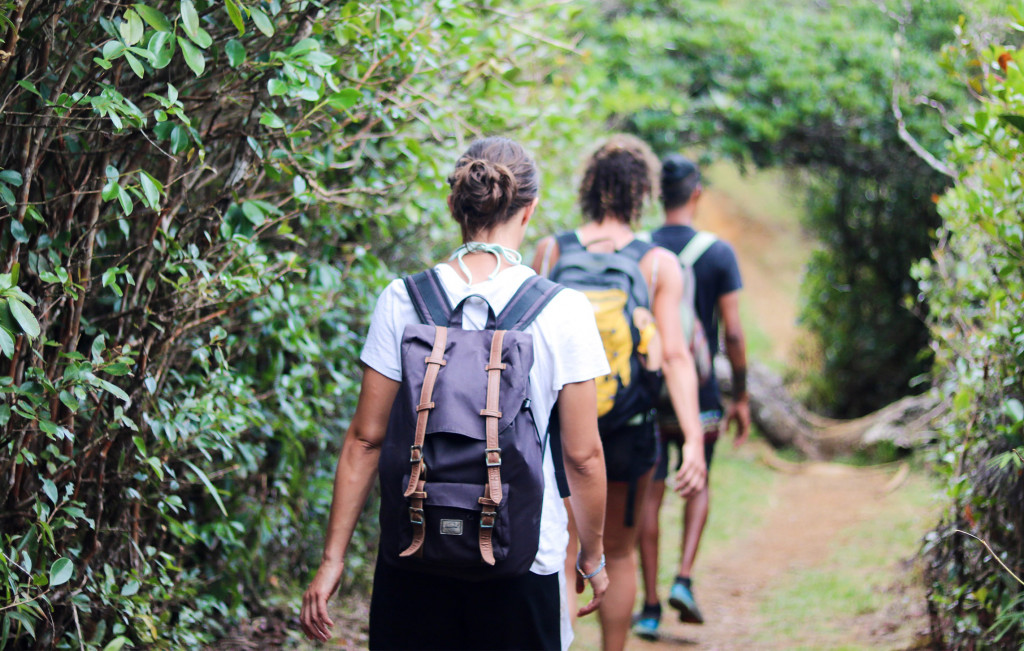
[0,1,595,647]
[574,0,967,416]
[914,9,1024,647]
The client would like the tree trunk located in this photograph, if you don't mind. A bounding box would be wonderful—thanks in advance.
[718,359,945,460]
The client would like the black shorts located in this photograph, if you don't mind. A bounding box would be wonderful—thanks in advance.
[653,410,722,482]
[600,413,657,483]
[369,560,561,650]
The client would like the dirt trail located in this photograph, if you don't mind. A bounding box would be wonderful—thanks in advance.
[630,462,926,650]
[692,165,813,364]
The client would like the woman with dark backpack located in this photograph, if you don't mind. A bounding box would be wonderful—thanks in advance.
[532,134,707,651]
[300,137,610,650]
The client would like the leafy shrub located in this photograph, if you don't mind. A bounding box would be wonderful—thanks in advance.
[575,0,964,416]
[0,0,594,647]
[914,9,1024,647]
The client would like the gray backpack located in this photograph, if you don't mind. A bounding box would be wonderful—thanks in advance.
[377,269,563,580]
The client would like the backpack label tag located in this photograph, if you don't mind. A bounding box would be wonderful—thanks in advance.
[440,519,464,536]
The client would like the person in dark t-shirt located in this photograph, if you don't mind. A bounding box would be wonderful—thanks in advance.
[633,155,751,637]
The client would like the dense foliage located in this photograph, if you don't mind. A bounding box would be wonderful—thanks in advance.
[916,10,1024,646]
[4,0,1022,647]
[0,1,594,647]
[576,0,963,416]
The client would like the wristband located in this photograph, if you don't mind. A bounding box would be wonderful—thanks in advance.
[575,553,606,580]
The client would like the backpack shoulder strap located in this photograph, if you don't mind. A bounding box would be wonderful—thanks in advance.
[555,230,585,255]
[496,275,564,331]
[619,237,654,263]
[403,269,452,326]
[679,231,718,267]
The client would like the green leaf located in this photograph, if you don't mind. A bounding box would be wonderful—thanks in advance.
[170,125,189,154]
[0,328,14,358]
[225,39,246,67]
[189,26,213,49]
[146,456,164,480]
[180,0,200,41]
[102,40,125,60]
[139,171,162,209]
[241,201,265,225]
[101,181,119,201]
[18,79,40,96]
[96,378,130,403]
[92,333,106,359]
[134,3,172,32]
[117,186,134,216]
[0,170,23,186]
[121,8,145,45]
[149,31,175,69]
[104,362,132,376]
[10,221,29,244]
[7,299,39,338]
[1007,398,1024,423]
[250,7,274,36]
[120,580,141,597]
[6,611,35,639]
[328,89,360,111]
[103,636,131,651]
[183,459,228,517]
[42,479,58,505]
[124,51,145,78]
[999,114,1024,134]
[178,36,205,76]
[0,184,15,206]
[49,557,74,587]
[267,78,287,96]
[225,0,244,35]
[259,111,284,129]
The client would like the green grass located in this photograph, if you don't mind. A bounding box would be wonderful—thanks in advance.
[752,469,941,649]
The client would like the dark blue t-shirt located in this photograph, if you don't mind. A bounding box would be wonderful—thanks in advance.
[651,224,743,411]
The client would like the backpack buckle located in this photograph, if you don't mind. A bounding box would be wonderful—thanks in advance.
[484,447,502,467]
[479,511,496,529]
[409,445,423,463]
[409,507,424,524]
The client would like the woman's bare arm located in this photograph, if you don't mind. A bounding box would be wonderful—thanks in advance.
[301,366,400,641]
[646,247,707,497]
[558,379,608,616]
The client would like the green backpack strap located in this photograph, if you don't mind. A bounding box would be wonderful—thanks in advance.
[679,231,718,267]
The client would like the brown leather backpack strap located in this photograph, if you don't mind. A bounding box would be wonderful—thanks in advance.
[477,329,506,566]
[399,478,428,558]
[400,325,448,558]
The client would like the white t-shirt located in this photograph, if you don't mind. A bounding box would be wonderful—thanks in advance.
[360,262,608,576]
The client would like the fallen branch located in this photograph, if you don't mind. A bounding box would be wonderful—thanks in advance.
[718,359,945,459]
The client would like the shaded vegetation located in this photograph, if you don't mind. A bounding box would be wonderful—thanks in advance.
[0,1,591,647]
[916,10,1024,647]
[0,0,1022,647]
[576,0,962,416]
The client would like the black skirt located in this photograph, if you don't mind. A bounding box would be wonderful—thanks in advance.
[368,559,561,650]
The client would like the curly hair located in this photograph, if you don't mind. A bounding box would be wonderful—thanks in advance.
[447,137,539,238]
[578,134,660,224]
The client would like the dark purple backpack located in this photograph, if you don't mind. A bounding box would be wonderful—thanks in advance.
[377,269,564,580]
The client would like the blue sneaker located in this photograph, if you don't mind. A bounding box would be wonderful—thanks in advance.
[668,579,704,624]
[632,603,661,640]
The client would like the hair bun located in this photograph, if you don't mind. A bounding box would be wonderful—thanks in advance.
[446,137,539,237]
[450,158,517,226]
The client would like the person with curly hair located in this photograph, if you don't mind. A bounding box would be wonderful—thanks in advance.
[533,134,706,651]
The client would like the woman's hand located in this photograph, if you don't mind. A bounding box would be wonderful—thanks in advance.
[674,440,707,498]
[300,559,345,642]
[575,555,609,617]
